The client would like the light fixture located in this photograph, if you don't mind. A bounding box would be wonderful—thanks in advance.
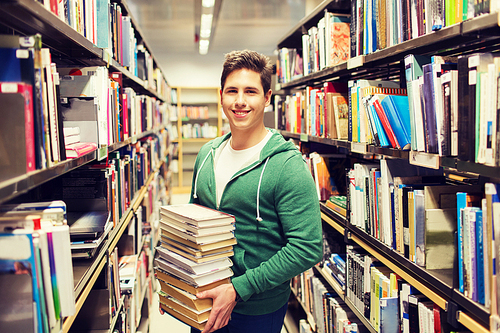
[195,0,222,55]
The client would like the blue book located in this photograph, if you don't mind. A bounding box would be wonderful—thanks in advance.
[380,95,412,150]
[96,0,110,48]
[468,207,479,302]
[476,209,485,305]
[0,230,45,333]
[457,192,467,293]
[369,101,390,147]
[380,297,399,333]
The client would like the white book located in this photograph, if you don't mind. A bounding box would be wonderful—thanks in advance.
[160,218,234,236]
[154,257,233,287]
[156,247,232,275]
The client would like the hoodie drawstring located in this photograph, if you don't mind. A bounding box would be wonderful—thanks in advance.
[256,157,270,222]
[193,150,213,199]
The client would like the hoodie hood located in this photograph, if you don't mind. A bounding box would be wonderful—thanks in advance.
[192,129,299,210]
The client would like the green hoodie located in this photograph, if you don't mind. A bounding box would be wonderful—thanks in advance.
[190,129,323,315]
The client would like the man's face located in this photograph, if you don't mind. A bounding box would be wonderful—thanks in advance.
[220,68,272,134]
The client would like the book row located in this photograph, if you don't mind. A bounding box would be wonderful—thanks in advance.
[40,0,169,97]
[343,245,445,333]
[347,159,500,311]
[171,123,219,140]
[154,204,237,330]
[277,2,500,84]
[276,51,500,167]
[0,35,170,184]
[178,105,211,120]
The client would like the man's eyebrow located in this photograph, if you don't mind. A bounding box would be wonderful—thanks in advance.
[224,85,260,90]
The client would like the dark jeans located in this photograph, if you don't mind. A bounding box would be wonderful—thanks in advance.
[190,302,288,333]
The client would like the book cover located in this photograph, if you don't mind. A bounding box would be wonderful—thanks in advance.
[156,246,233,276]
[380,296,399,333]
[158,284,212,313]
[0,226,44,333]
[160,301,206,330]
[160,223,235,245]
[156,269,230,295]
[404,54,431,150]
[65,142,98,158]
[371,95,400,149]
[329,14,351,66]
[380,95,411,150]
[154,257,233,287]
[160,204,235,226]
[0,82,36,182]
[422,63,439,153]
[160,229,237,252]
[476,208,485,305]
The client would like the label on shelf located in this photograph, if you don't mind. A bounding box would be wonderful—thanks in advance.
[347,55,365,69]
[131,136,138,144]
[300,133,309,142]
[351,142,367,154]
[409,151,440,169]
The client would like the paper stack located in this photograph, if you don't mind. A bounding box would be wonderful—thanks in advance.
[154,204,237,330]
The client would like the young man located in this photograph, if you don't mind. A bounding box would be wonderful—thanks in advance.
[189,50,323,333]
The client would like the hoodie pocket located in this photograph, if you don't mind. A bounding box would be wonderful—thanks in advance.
[233,247,248,275]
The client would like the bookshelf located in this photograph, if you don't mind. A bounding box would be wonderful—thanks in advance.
[276,0,500,332]
[0,0,172,332]
[172,87,223,194]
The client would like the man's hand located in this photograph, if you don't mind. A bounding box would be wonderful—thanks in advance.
[197,283,238,333]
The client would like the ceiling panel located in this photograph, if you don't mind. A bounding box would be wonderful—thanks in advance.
[127,0,307,87]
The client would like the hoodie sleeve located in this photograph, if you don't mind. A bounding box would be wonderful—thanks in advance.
[231,154,323,301]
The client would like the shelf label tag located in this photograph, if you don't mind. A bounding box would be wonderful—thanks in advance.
[351,142,367,154]
[409,151,440,169]
[347,56,365,69]
[300,133,308,142]
[97,146,108,161]
[132,136,138,144]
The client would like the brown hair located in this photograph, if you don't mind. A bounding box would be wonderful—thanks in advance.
[220,50,273,94]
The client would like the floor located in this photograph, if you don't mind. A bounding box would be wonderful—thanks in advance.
[147,192,287,333]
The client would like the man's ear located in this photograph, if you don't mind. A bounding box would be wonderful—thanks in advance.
[264,89,272,106]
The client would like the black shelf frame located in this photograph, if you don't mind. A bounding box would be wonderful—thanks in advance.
[0,127,163,205]
[278,13,500,90]
[0,0,168,102]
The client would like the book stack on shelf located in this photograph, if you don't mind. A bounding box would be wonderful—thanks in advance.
[154,204,237,330]
[0,204,76,333]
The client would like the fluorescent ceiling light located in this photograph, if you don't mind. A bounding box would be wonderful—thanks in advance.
[202,0,215,8]
[200,13,213,38]
[199,39,209,55]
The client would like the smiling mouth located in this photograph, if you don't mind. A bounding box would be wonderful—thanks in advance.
[233,110,250,116]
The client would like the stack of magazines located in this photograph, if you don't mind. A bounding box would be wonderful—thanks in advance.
[154,203,237,330]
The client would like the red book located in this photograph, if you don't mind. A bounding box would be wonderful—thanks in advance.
[371,96,400,149]
[65,142,97,158]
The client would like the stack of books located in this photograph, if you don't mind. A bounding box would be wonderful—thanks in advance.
[154,204,237,330]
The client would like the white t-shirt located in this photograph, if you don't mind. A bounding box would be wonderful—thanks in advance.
[215,131,272,207]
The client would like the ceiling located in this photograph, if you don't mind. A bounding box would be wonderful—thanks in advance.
[126,0,319,88]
